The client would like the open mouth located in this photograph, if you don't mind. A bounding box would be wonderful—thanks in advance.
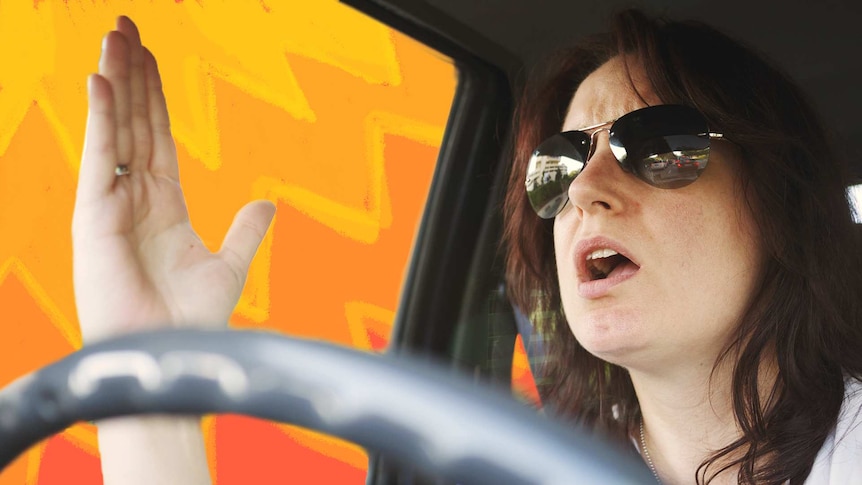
[585,248,638,281]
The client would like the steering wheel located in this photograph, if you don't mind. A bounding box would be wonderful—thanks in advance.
[0,329,651,484]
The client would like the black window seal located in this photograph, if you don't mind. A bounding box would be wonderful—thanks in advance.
[340,0,520,360]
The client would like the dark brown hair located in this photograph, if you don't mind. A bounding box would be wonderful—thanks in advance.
[503,9,862,485]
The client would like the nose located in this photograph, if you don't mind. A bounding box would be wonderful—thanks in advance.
[564,130,627,219]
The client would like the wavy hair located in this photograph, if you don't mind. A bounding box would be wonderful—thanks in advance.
[503,9,862,484]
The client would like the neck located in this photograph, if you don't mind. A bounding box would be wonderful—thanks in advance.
[629,353,776,485]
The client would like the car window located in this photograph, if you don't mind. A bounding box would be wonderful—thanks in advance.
[0,2,455,483]
[512,334,542,406]
[850,184,862,223]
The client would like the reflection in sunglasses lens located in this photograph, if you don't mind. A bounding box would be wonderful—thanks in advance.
[527,133,588,218]
[628,137,709,188]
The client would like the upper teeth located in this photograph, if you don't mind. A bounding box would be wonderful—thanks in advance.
[586,248,618,260]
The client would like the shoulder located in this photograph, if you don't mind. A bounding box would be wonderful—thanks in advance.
[805,378,862,484]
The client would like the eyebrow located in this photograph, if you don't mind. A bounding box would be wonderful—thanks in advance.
[569,102,654,132]
[572,117,617,133]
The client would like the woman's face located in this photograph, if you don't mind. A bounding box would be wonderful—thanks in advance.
[553,57,763,372]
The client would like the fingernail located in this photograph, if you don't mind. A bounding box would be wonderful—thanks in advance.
[102,33,109,51]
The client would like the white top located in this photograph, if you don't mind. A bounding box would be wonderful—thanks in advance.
[805,378,862,483]
[629,379,862,483]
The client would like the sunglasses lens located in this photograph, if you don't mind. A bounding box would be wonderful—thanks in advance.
[609,105,711,189]
[526,132,589,218]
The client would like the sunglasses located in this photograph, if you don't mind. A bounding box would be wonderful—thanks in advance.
[525,104,725,219]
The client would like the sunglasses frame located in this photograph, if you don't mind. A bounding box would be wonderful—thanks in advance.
[525,104,725,219]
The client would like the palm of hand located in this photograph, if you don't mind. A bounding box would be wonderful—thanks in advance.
[73,18,274,343]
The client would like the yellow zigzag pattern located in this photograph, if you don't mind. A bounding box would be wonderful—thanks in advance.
[0,0,455,480]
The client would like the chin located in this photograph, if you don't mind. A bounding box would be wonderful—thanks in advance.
[581,344,645,369]
[568,307,646,364]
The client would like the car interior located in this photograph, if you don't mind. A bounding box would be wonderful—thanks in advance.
[359,1,862,480]
[0,0,859,483]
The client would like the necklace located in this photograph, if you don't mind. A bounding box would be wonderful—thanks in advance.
[639,418,663,484]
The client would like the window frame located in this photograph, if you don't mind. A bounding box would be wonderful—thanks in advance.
[341,0,520,363]
[339,1,521,483]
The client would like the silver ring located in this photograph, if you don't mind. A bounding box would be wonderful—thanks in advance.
[115,165,130,176]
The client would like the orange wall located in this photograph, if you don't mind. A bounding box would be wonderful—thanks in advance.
[0,1,456,483]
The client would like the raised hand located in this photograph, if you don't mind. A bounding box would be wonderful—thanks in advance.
[72,16,275,343]
[71,17,275,484]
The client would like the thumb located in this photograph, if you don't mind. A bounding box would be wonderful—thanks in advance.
[218,200,276,275]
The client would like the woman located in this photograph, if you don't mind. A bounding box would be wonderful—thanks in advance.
[73,10,861,485]
[504,9,862,485]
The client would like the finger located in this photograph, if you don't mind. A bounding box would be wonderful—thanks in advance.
[116,16,152,171]
[143,47,179,179]
[77,73,119,203]
[99,30,133,170]
[218,201,277,278]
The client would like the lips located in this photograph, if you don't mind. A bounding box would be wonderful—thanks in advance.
[575,237,640,299]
